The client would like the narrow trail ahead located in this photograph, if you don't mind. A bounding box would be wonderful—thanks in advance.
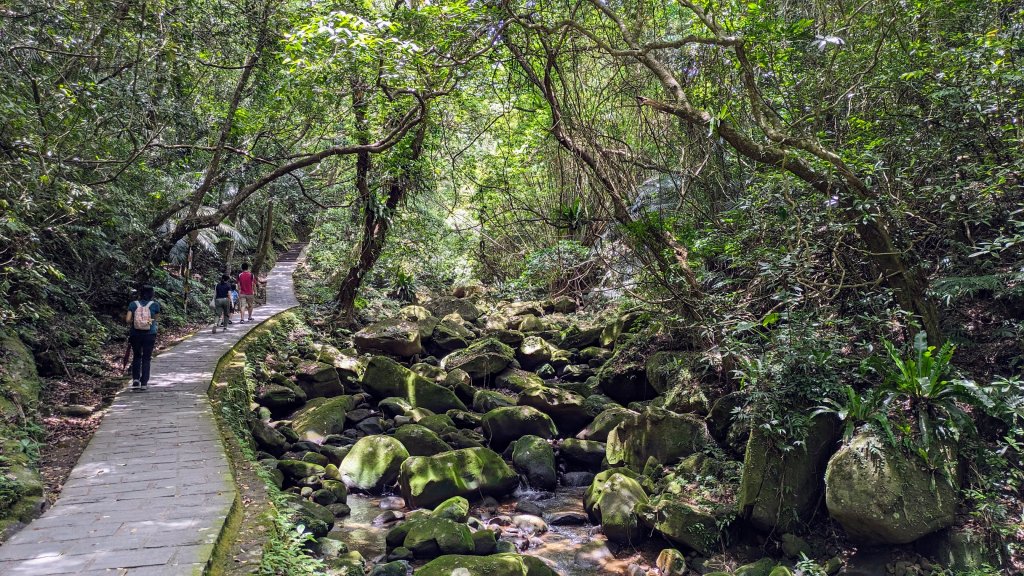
[0,247,303,575]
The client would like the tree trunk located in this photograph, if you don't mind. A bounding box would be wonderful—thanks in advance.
[252,200,274,279]
[334,121,427,323]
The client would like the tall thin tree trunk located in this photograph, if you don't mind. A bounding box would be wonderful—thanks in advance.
[252,201,274,279]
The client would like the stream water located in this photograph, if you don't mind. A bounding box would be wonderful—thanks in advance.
[331,486,657,575]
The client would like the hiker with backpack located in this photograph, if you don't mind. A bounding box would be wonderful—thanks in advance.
[237,262,256,322]
[212,274,233,333]
[125,285,161,391]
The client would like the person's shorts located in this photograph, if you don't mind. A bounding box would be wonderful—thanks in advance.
[242,294,255,307]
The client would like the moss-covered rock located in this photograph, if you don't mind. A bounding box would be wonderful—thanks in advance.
[473,389,516,413]
[393,424,453,456]
[290,395,357,441]
[558,438,606,471]
[278,459,326,481]
[398,447,519,508]
[606,407,714,469]
[416,553,559,576]
[280,492,335,537]
[404,516,475,558]
[518,386,593,435]
[825,433,956,544]
[576,406,636,442]
[430,320,472,353]
[517,336,557,370]
[432,496,470,522]
[494,368,544,393]
[583,469,648,543]
[636,499,721,555]
[481,406,559,450]
[441,338,515,382]
[250,419,288,456]
[294,359,345,398]
[559,326,603,350]
[511,435,557,490]
[656,548,687,576]
[429,298,483,322]
[597,347,657,404]
[738,414,839,532]
[362,356,467,413]
[256,383,307,413]
[354,318,424,357]
[339,435,410,492]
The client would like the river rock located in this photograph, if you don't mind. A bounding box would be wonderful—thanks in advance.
[416,553,558,576]
[362,356,467,413]
[404,517,475,558]
[393,424,453,456]
[281,493,335,537]
[257,383,306,413]
[584,468,648,543]
[511,435,557,490]
[290,395,357,441]
[354,318,424,357]
[518,386,593,434]
[606,407,713,468]
[472,529,498,555]
[441,338,515,382]
[398,447,519,508]
[338,435,410,492]
[494,368,544,392]
[294,359,345,398]
[369,560,410,576]
[473,389,516,413]
[636,499,721,555]
[429,297,483,322]
[430,320,472,353]
[738,413,839,532]
[481,406,559,450]
[576,406,636,442]
[277,459,325,482]
[825,432,956,544]
[517,336,557,369]
[432,496,470,522]
[597,350,657,404]
[546,511,589,525]
[559,438,606,471]
[250,419,288,456]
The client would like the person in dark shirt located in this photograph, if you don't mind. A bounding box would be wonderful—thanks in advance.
[213,274,232,333]
[125,285,161,390]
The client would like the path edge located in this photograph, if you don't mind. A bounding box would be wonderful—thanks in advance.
[204,307,299,575]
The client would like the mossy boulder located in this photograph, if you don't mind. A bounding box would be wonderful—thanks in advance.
[290,395,357,441]
[518,386,593,435]
[294,359,345,398]
[398,447,519,508]
[558,438,606,471]
[606,407,714,468]
[403,517,475,558]
[637,499,722,555]
[559,326,603,350]
[597,349,657,404]
[517,336,557,370]
[481,406,559,450]
[494,368,544,393]
[416,553,559,576]
[473,389,517,413]
[441,338,515,382]
[362,356,467,413]
[825,433,956,544]
[354,318,424,357]
[738,413,839,532]
[432,496,470,522]
[251,419,288,456]
[583,469,648,543]
[511,435,557,490]
[278,459,326,481]
[576,406,637,442]
[393,424,453,456]
[256,383,307,413]
[339,435,410,492]
[430,320,473,353]
[429,298,483,322]
[281,493,335,537]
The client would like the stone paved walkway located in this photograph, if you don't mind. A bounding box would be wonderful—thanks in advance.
[0,248,302,575]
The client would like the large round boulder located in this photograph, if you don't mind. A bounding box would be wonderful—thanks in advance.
[825,433,956,544]
[289,395,357,441]
[416,553,559,576]
[441,338,515,382]
[584,469,648,544]
[403,517,474,558]
[393,424,453,457]
[511,435,557,490]
[481,406,559,450]
[576,406,637,442]
[354,318,424,357]
[339,435,410,492]
[738,414,839,532]
[606,407,714,468]
[398,447,519,508]
[494,368,545,393]
[517,336,557,370]
[518,386,593,435]
[361,356,467,413]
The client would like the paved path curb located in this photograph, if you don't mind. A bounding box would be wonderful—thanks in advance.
[0,249,302,575]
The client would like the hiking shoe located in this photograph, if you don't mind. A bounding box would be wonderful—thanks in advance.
[131,379,142,389]
[139,382,148,390]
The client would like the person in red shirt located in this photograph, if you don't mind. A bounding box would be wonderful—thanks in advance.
[237,262,256,322]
